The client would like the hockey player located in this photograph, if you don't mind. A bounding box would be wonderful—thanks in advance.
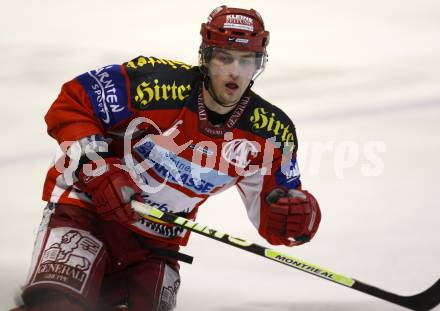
[14,5,321,311]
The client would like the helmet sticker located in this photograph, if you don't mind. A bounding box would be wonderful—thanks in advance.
[224,14,254,32]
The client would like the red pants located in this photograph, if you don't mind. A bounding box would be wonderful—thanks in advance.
[22,204,181,311]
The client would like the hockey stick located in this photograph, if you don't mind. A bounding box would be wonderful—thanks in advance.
[131,201,440,311]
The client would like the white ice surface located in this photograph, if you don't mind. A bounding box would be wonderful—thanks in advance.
[0,1,439,310]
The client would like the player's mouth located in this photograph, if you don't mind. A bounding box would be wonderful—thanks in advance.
[225,82,239,94]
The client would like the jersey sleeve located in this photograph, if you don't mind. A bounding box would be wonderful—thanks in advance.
[45,78,103,144]
[45,64,132,144]
[236,109,301,246]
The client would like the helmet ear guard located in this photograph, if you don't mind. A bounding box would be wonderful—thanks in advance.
[198,44,211,85]
[198,44,213,71]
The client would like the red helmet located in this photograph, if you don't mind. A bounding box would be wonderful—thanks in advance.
[200,5,270,54]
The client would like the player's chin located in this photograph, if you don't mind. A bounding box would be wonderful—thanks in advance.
[221,94,241,106]
[227,88,245,102]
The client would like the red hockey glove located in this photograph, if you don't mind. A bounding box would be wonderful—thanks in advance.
[77,157,140,224]
[265,188,321,246]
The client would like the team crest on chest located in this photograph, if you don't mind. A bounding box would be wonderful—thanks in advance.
[221,139,259,168]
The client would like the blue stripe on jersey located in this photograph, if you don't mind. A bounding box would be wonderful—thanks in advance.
[275,156,301,189]
[134,138,233,195]
[76,65,132,128]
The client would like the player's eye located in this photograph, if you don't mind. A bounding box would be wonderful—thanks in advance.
[239,58,253,67]
[217,54,233,64]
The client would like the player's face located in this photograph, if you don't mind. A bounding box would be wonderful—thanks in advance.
[207,48,257,106]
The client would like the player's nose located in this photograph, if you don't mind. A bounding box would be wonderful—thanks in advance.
[228,60,240,79]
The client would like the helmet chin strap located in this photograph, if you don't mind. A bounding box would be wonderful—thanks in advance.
[203,74,254,109]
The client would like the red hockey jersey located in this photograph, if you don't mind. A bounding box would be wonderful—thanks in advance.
[43,56,301,246]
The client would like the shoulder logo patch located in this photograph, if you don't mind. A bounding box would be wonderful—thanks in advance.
[76,65,132,127]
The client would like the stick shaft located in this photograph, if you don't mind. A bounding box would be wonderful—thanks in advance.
[132,201,440,311]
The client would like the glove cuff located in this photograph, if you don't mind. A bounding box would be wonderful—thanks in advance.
[75,152,115,178]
